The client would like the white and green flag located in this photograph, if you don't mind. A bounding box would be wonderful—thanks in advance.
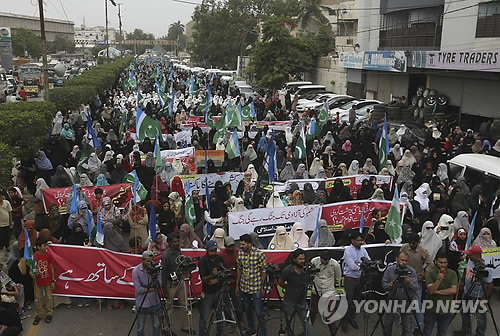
[225,129,241,159]
[184,183,197,228]
[378,114,389,169]
[385,185,402,243]
[294,125,306,160]
[136,106,162,142]
[23,228,37,276]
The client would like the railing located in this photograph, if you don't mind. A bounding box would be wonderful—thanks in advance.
[379,23,442,49]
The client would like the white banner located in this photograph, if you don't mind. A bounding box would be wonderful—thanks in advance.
[160,147,194,159]
[174,131,192,146]
[177,172,244,196]
[483,248,500,279]
[228,204,321,238]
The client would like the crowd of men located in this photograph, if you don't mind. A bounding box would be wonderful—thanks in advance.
[0,56,499,336]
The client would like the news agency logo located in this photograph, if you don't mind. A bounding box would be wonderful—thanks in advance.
[317,291,348,323]
[351,299,488,314]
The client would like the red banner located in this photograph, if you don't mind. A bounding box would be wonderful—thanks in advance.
[321,200,402,231]
[325,175,393,199]
[41,184,132,214]
[50,245,290,299]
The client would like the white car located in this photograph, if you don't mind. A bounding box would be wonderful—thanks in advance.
[296,93,336,111]
[329,100,383,119]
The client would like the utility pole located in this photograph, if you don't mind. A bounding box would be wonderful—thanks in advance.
[105,0,109,62]
[38,0,49,101]
[117,3,123,56]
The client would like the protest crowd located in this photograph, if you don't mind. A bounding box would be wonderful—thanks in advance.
[1,56,500,336]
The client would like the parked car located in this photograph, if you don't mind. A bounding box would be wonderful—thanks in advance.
[294,85,327,98]
[329,99,383,119]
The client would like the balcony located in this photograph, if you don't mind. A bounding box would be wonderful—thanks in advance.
[380,22,442,49]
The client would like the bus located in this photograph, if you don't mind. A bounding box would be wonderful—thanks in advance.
[18,63,42,96]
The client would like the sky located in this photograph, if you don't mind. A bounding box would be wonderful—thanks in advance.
[2,0,197,37]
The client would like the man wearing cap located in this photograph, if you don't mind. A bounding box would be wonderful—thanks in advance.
[218,236,243,330]
[132,251,162,336]
[198,240,224,336]
[458,246,493,336]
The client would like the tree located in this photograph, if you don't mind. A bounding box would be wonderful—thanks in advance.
[126,29,155,54]
[297,0,330,28]
[48,34,76,53]
[189,0,300,68]
[11,28,41,59]
[246,16,333,89]
[168,21,185,42]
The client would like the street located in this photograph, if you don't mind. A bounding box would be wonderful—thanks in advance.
[20,288,500,336]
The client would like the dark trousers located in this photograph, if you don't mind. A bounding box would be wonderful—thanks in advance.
[0,226,10,249]
[310,293,337,335]
[343,277,360,322]
[199,292,223,336]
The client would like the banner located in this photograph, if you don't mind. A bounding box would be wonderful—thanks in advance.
[363,51,407,72]
[325,175,393,198]
[321,200,402,231]
[50,244,435,300]
[41,184,132,214]
[195,150,225,167]
[409,50,500,73]
[279,175,393,199]
[229,205,321,238]
[177,172,244,196]
[160,147,197,174]
[179,123,211,133]
[256,121,293,131]
[174,130,192,146]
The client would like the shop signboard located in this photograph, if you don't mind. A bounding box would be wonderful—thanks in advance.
[363,51,407,72]
[339,51,364,69]
[425,50,500,72]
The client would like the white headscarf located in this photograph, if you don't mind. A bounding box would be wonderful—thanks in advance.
[289,222,309,249]
[400,150,416,168]
[386,160,396,176]
[172,156,184,174]
[435,214,455,241]
[473,227,497,249]
[309,157,322,178]
[436,163,448,183]
[231,197,247,212]
[414,185,430,210]
[285,127,294,145]
[348,160,360,175]
[453,211,470,232]
[87,153,101,173]
[268,226,295,250]
[266,192,284,208]
[35,178,49,200]
[247,164,258,181]
[420,221,442,260]
[79,173,94,187]
[210,228,226,250]
[244,145,257,161]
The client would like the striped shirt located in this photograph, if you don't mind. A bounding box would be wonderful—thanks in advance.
[237,247,266,294]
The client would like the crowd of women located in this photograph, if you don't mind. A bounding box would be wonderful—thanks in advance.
[2,58,500,320]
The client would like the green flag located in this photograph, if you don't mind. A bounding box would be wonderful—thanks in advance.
[77,143,93,176]
[184,185,197,228]
[241,105,251,121]
[160,77,166,92]
[213,127,227,145]
[225,129,241,159]
[136,107,162,142]
[318,102,328,125]
[214,112,226,130]
[385,185,402,243]
[294,125,306,160]
[226,105,242,128]
[123,173,148,201]
[128,77,137,90]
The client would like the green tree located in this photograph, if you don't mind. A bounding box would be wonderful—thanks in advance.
[168,21,185,42]
[11,28,41,59]
[297,0,330,28]
[246,16,332,89]
[48,34,76,53]
[189,0,300,68]
[126,29,155,54]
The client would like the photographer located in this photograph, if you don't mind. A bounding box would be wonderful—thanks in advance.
[132,251,162,336]
[342,230,369,331]
[458,246,493,336]
[279,248,312,336]
[198,240,224,336]
[309,250,341,335]
[160,232,191,334]
[236,234,267,336]
[382,251,419,336]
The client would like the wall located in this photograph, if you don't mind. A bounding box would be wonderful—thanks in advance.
[0,13,74,42]
[357,0,381,51]
[429,74,500,118]
[441,0,500,51]
[365,71,409,101]
[306,57,348,94]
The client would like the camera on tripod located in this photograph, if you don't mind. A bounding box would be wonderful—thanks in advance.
[176,255,200,273]
[217,266,236,281]
[266,263,281,281]
[147,261,162,288]
[360,257,382,273]
[472,263,490,279]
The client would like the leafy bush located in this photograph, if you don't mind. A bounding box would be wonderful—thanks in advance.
[49,56,133,112]
[0,143,14,188]
[0,101,56,160]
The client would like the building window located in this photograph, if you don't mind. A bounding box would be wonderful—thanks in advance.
[476,1,500,38]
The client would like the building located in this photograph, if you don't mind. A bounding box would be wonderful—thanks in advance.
[0,12,74,42]
[339,0,500,119]
[74,24,120,48]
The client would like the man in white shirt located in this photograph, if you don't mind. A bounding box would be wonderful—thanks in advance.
[310,250,341,335]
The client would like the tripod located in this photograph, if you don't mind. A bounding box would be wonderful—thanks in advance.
[168,268,196,336]
[370,274,423,336]
[256,274,284,336]
[332,268,385,336]
[281,269,317,336]
[207,277,244,336]
[449,271,500,336]
[127,271,173,336]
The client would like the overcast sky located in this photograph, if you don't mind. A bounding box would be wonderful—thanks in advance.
[2,0,197,37]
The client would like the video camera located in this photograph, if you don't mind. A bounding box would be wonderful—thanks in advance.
[360,257,383,273]
[472,263,490,279]
[266,263,281,280]
[394,264,412,279]
[217,266,237,281]
[176,255,200,273]
[147,261,162,287]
